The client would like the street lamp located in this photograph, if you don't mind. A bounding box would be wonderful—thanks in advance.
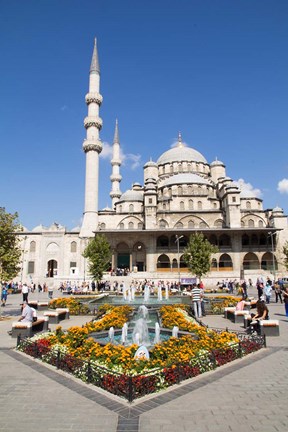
[175,235,184,290]
[268,231,276,281]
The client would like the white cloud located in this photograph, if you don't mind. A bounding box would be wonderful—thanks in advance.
[60,105,68,111]
[100,142,141,170]
[278,178,288,194]
[235,178,262,198]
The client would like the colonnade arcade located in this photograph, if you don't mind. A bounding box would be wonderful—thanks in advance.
[109,231,278,275]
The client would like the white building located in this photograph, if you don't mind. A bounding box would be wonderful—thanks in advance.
[18,40,288,286]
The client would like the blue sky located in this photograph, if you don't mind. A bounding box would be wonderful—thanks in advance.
[1,0,288,230]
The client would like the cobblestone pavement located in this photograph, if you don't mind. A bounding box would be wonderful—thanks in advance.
[0,288,287,431]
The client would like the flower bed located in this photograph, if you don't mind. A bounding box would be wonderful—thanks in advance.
[49,297,90,315]
[17,303,265,401]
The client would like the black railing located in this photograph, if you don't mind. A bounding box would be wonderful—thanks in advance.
[17,332,265,402]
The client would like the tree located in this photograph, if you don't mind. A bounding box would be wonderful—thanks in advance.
[83,234,111,284]
[283,241,288,270]
[0,207,23,282]
[183,232,218,280]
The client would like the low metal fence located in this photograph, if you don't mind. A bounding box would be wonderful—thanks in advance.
[17,331,265,403]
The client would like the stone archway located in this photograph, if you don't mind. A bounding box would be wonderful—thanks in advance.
[47,259,58,277]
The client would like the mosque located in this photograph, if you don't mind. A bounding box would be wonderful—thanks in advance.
[18,40,288,286]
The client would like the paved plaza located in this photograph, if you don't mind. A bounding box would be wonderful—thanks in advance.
[0,287,287,432]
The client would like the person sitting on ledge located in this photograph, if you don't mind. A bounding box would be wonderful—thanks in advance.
[18,302,34,323]
[246,300,269,335]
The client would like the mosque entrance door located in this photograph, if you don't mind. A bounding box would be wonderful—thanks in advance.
[117,253,130,269]
[47,260,58,277]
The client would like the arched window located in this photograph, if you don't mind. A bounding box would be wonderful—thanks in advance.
[214,219,223,228]
[128,222,134,229]
[138,222,143,230]
[176,222,183,228]
[199,222,207,228]
[248,219,255,227]
[209,235,218,246]
[219,254,233,270]
[157,254,170,269]
[188,220,194,229]
[219,234,231,246]
[189,200,193,210]
[261,252,278,271]
[180,201,184,210]
[100,222,106,230]
[243,253,259,270]
[70,241,77,253]
[188,186,192,195]
[29,241,36,252]
[159,219,168,228]
[119,205,122,213]
[258,220,264,228]
[119,222,124,230]
[198,201,202,210]
[246,201,251,209]
[178,186,183,195]
[129,204,134,213]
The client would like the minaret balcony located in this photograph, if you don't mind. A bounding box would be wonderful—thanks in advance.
[82,139,103,153]
[85,92,103,106]
[110,191,122,198]
[84,116,103,130]
[110,174,122,182]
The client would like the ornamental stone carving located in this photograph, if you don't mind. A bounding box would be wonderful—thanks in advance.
[85,92,103,105]
[82,139,103,153]
[84,116,103,130]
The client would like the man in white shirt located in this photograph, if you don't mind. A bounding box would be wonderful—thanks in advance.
[21,283,29,302]
[18,302,33,323]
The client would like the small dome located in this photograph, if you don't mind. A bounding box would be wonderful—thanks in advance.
[71,226,80,232]
[32,224,46,232]
[210,159,225,167]
[144,160,157,168]
[159,173,210,188]
[272,206,283,213]
[120,189,144,202]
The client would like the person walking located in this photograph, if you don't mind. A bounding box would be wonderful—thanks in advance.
[21,283,29,302]
[274,281,283,304]
[1,284,8,306]
[264,282,272,304]
[282,287,288,317]
[191,283,202,319]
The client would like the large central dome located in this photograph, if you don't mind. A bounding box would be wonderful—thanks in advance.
[157,133,207,165]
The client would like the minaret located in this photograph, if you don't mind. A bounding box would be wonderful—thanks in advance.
[80,38,103,237]
[110,119,122,208]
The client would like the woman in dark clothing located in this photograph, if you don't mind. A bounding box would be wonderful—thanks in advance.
[247,300,269,335]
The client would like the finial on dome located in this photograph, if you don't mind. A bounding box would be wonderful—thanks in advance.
[177,131,183,147]
[90,38,100,74]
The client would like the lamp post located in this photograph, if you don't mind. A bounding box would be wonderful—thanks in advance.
[268,231,276,282]
[175,235,184,290]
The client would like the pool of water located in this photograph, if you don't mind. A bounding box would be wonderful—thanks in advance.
[87,295,191,306]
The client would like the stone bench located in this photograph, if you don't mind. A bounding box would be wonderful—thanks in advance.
[11,317,49,338]
[43,308,69,324]
[27,301,49,311]
[260,320,280,337]
[233,310,250,324]
[224,307,236,320]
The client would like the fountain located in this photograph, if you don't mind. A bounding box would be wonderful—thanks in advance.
[127,288,132,302]
[132,318,150,346]
[121,322,128,344]
[108,326,115,343]
[154,322,161,344]
[165,285,169,300]
[138,305,149,319]
[157,286,163,301]
[172,326,179,338]
[144,285,150,302]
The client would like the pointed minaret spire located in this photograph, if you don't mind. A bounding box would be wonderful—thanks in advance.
[110,119,122,209]
[80,39,103,237]
[113,118,119,143]
[90,38,100,74]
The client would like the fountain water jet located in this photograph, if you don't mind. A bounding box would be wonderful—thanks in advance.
[172,326,179,338]
[132,318,150,346]
[108,327,115,343]
[154,322,161,344]
[121,323,128,344]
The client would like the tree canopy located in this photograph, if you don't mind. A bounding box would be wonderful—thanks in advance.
[0,207,23,281]
[183,232,218,280]
[82,234,111,283]
[283,241,288,271]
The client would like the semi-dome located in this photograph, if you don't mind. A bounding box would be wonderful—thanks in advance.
[157,133,207,165]
[159,173,210,188]
[119,189,144,202]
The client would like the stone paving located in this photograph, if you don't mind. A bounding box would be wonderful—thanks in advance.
[0,288,287,431]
